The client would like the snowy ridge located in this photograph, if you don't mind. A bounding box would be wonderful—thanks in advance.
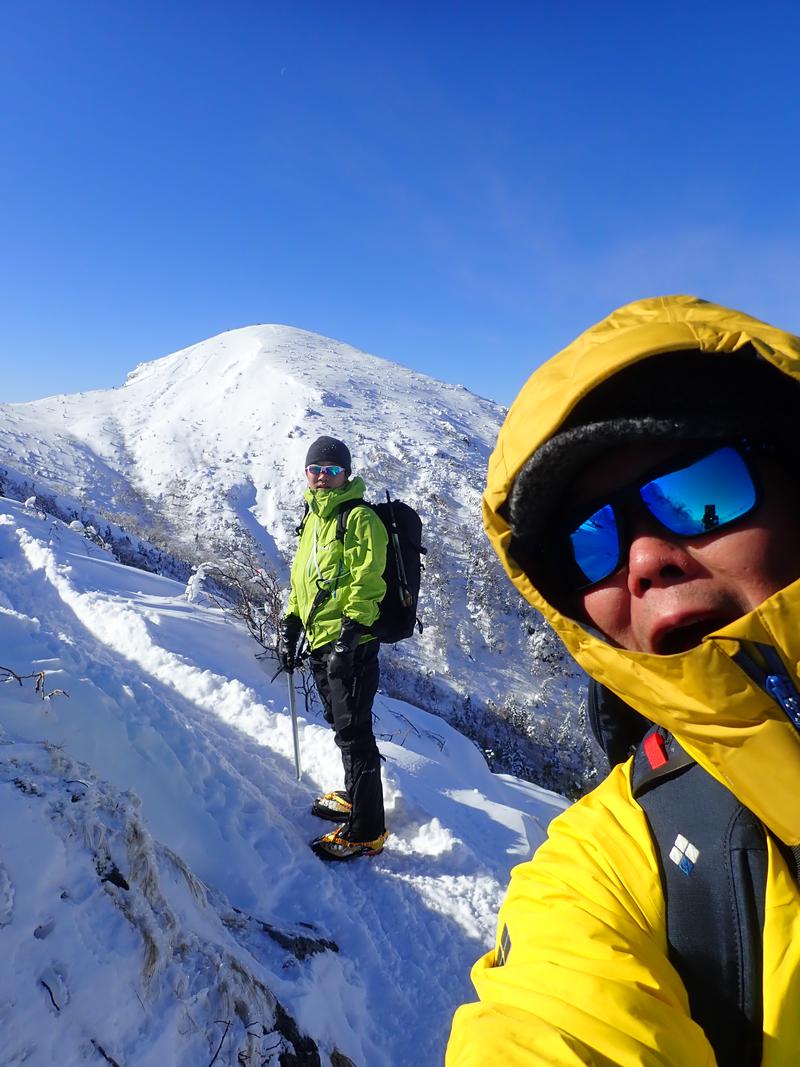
[0,324,589,793]
[0,497,567,1065]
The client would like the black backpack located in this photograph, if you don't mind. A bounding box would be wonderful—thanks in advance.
[297,491,425,643]
[588,680,800,1067]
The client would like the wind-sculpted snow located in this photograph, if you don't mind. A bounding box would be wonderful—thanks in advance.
[0,325,590,794]
[0,498,568,1065]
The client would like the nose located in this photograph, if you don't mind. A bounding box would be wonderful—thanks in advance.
[626,521,695,597]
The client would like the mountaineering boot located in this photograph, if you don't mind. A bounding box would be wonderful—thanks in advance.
[310,825,389,861]
[310,790,352,822]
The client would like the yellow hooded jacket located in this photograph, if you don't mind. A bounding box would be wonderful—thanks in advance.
[447,296,800,1066]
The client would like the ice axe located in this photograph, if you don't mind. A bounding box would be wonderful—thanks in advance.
[286,669,302,781]
[275,607,323,782]
[273,651,304,781]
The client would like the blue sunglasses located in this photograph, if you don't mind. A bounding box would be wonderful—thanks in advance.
[564,444,759,589]
[306,464,345,477]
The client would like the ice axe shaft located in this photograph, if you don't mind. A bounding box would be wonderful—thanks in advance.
[385,490,412,607]
[287,671,302,780]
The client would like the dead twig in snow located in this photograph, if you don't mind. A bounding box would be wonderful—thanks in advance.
[0,666,69,701]
[91,1040,124,1066]
[40,980,60,1011]
[208,1019,231,1066]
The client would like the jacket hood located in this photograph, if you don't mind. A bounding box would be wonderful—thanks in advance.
[484,295,800,843]
[304,476,366,518]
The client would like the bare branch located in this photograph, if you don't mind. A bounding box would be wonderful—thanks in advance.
[208,1019,231,1066]
[1,667,69,701]
[40,979,60,1011]
[204,547,318,713]
[91,1040,123,1067]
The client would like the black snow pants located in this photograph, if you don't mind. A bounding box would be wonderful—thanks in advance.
[310,638,385,841]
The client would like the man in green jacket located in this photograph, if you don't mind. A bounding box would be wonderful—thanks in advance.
[279,435,389,861]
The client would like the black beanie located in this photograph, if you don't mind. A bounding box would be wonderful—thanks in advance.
[305,436,352,475]
[508,348,800,568]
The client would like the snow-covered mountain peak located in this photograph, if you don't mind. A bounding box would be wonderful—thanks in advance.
[122,322,448,410]
[123,323,327,389]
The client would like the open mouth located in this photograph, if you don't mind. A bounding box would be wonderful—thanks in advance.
[654,615,735,656]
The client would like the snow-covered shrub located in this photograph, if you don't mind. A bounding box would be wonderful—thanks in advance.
[204,546,318,714]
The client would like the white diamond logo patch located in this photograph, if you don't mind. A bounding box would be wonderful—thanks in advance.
[669,833,700,876]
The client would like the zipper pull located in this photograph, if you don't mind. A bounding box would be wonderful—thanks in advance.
[732,641,800,735]
[765,674,800,730]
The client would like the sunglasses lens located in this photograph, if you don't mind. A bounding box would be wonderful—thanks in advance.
[640,446,756,536]
[569,503,620,586]
[307,464,343,476]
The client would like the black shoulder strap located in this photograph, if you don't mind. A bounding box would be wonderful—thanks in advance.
[296,499,367,541]
[781,841,800,883]
[335,499,367,542]
[295,500,310,537]
[587,680,651,766]
[632,727,766,1067]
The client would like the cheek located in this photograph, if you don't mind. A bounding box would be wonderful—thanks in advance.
[717,524,800,605]
[577,582,634,647]
[739,467,800,597]
[756,516,800,592]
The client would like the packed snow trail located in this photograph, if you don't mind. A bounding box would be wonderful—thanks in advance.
[0,498,568,1065]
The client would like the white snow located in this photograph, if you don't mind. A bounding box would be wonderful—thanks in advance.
[0,497,569,1065]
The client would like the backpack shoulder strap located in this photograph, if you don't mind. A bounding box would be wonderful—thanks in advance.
[632,726,766,1067]
[587,680,652,766]
[335,499,369,542]
[295,500,310,537]
[780,840,800,883]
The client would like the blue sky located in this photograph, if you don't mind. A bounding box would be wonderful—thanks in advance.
[3,1,800,406]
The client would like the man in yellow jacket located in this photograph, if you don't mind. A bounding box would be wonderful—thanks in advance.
[447,297,800,1065]
[279,435,389,861]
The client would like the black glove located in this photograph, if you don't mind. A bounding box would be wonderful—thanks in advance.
[278,614,303,672]
[327,617,369,681]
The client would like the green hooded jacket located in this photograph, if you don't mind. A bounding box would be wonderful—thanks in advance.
[287,476,388,650]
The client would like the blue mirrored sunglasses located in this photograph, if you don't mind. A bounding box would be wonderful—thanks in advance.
[566,445,759,589]
[306,464,344,477]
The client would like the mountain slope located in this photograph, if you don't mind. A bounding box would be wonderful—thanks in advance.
[0,496,568,1065]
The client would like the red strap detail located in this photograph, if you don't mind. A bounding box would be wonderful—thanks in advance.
[643,731,669,770]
